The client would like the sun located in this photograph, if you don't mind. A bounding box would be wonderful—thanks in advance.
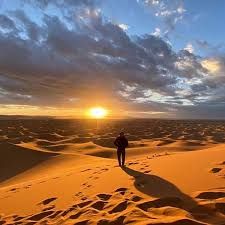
[89,107,108,119]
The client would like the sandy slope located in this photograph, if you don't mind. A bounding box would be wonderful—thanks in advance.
[0,139,224,225]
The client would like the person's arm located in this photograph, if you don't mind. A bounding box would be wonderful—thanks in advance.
[125,138,128,147]
[114,137,119,147]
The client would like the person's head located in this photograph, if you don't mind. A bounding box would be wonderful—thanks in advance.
[119,132,125,137]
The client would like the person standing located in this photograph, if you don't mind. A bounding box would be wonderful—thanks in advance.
[114,132,128,166]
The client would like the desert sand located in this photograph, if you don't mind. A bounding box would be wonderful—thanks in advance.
[0,118,224,225]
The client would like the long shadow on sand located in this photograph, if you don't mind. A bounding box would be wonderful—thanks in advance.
[122,166,219,223]
[122,166,193,201]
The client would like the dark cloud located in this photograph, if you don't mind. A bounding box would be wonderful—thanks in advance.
[0,14,15,30]
[11,10,43,41]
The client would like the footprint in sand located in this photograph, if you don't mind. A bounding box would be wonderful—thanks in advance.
[77,200,92,208]
[66,172,73,176]
[127,161,138,166]
[73,219,89,225]
[108,201,128,214]
[81,168,91,173]
[195,191,225,200]
[61,207,77,217]
[88,174,100,180]
[48,210,63,219]
[115,187,128,195]
[92,168,108,176]
[12,215,25,222]
[24,184,32,189]
[137,197,183,211]
[97,193,112,201]
[75,191,84,198]
[140,165,150,171]
[82,182,92,189]
[27,210,55,221]
[42,205,55,211]
[130,195,142,202]
[210,167,222,173]
[90,200,108,210]
[8,188,18,192]
[39,197,57,205]
[38,180,46,184]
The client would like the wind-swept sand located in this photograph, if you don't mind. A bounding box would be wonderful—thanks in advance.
[0,119,224,224]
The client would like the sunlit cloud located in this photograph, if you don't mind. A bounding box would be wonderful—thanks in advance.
[151,27,161,36]
[0,104,82,116]
[125,110,165,118]
[184,43,194,53]
[201,59,221,74]
[118,23,129,31]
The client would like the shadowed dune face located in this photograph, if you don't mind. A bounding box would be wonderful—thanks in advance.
[0,142,58,183]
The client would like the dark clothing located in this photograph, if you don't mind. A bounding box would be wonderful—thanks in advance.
[117,149,125,166]
[114,136,128,166]
[114,136,128,150]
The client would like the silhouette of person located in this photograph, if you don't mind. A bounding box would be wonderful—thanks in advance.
[114,132,128,166]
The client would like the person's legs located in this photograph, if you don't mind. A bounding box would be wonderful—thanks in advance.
[117,150,122,166]
[122,149,126,166]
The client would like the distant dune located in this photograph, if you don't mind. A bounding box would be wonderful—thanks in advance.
[0,119,224,224]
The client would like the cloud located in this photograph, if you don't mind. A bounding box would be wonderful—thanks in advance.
[0,0,225,118]
[184,43,194,53]
[0,14,15,30]
[201,59,221,74]
[118,23,129,31]
[23,0,99,9]
[151,27,161,36]
[195,39,225,55]
[140,0,186,35]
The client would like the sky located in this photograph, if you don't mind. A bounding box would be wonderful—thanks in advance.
[0,0,225,119]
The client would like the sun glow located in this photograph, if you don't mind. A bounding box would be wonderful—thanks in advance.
[201,59,221,74]
[89,107,108,119]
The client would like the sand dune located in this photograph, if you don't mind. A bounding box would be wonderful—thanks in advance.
[0,119,224,224]
[0,142,58,184]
